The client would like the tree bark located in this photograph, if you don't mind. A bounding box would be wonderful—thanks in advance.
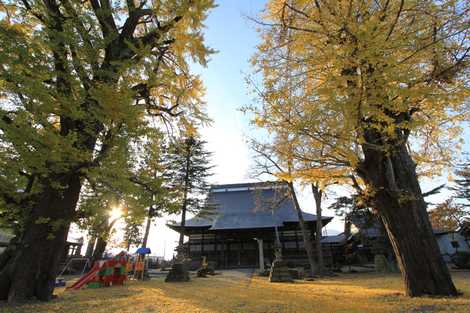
[92,237,107,263]
[178,191,189,249]
[85,236,96,257]
[312,184,324,275]
[91,217,119,263]
[287,182,317,277]
[358,129,458,297]
[141,206,154,248]
[0,174,81,302]
[178,143,192,249]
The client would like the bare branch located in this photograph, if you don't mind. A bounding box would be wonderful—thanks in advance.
[422,184,446,198]
[385,0,404,41]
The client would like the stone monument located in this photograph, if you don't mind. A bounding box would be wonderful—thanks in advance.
[269,240,293,282]
[165,245,190,282]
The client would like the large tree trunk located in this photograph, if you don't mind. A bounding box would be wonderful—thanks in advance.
[358,130,457,297]
[287,182,317,277]
[0,174,81,302]
[312,184,324,275]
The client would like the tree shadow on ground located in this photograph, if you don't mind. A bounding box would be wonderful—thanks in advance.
[0,285,141,313]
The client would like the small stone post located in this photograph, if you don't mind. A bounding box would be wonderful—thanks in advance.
[269,237,292,282]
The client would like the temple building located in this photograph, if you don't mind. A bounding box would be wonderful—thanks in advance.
[167,181,336,270]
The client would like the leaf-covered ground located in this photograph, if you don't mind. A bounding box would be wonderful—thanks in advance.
[2,270,470,313]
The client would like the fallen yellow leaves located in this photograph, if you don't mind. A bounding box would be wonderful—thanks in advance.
[3,271,470,313]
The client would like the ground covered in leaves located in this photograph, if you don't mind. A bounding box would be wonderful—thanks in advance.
[2,270,470,313]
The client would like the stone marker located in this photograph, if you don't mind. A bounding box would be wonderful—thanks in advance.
[165,245,190,282]
[269,259,293,283]
[165,263,190,282]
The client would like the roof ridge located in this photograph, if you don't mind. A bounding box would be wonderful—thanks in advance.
[211,181,287,192]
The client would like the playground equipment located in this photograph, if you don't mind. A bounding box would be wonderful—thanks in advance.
[58,257,91,276]
[67,252,129,290]
[134,247,151,280]
[56,256,91,287]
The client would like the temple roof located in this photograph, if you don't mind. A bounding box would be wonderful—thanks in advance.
[168,181,333,232]
[321,233,347,244]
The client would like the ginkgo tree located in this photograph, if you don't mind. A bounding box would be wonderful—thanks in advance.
[251,139,319,277]
[0,0,214,302]
[250,133,349,277]
[251,0,469,296]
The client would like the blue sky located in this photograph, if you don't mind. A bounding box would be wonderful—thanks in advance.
[71,0,469,259]
[197,0,266,184]
[147,0,270,259]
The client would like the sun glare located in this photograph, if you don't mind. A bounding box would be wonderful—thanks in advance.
[109,206,123,220]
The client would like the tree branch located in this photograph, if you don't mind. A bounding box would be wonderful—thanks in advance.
[422,184,446,198]
[120,8,155,39]
[385,0,404,41]
[90,0,118,39]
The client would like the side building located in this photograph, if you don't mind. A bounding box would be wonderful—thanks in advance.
[167,181,333,270]
[0,228,14,254]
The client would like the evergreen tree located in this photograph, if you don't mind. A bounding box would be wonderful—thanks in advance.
[164,136,213,248]
[454,159,470,208]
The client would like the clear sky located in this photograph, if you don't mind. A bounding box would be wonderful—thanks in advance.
[71,0,469,259]
[148,0,270,259]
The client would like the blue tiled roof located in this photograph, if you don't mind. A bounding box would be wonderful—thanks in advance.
[321,233,347,244]
[168,182,332,231]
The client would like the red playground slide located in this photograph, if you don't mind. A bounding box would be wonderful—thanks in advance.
[67,261,104,290]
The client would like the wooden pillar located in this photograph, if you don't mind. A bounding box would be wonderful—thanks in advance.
[201,232,204,254]
[226,242,230,268]
[257,238,264,272]
[239,240,243,266]
[187,234,191,258]
[221,235,227,269]
[75,244,82,256]
[214,235,218,268]
[295,229,299,252]
[280,231,284,249]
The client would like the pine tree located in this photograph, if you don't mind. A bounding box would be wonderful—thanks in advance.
[454,159,470,209]
[164,136,213,249]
